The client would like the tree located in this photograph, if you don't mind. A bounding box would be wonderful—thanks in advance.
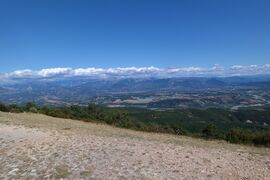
[111,111,133,128]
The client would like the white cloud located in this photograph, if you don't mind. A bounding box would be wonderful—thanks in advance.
[9,69,34,77]
[230,65,243,70]
[37,67,72,77]
[228,64,270,76]
[73,68,105,76]
[2,64,270,80]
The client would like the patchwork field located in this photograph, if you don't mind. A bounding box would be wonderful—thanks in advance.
[0,112,269,179]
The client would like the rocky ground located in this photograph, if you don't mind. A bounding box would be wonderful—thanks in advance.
[0,112,270,179]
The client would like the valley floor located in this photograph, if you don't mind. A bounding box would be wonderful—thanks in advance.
[0,112,269,179]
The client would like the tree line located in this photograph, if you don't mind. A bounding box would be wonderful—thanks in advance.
[0,102,269,147]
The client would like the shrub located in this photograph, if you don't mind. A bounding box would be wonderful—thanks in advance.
[29,107,38,113]
[8,104,23,113]
[40,106,50,115]
[24,102,36,111]
[111,112,134,128]
[202,124,218,138]
[225,129,253,144]
[253,131,270,147]
[0,103,10,112]
[174,127,187,135]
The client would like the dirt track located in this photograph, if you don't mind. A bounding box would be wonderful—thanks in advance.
[0,112,269,179]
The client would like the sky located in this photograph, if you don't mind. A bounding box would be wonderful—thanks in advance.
[0,0,270,73]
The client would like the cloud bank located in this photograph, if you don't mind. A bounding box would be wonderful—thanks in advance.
[2,64,270,80]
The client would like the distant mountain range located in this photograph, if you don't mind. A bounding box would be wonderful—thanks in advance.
[0,75,270,106]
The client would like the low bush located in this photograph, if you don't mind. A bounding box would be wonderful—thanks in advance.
[202,124,217,138]
[252,131,270,146]
[226,129,253,144]
[0,103,10,112]
[29,107,38,113]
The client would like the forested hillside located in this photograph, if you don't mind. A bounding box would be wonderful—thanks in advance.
[1,102,269,146]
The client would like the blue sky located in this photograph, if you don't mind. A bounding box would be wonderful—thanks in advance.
[0,0,270,72]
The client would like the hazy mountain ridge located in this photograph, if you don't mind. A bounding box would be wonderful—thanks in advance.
[1,76,270,107]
